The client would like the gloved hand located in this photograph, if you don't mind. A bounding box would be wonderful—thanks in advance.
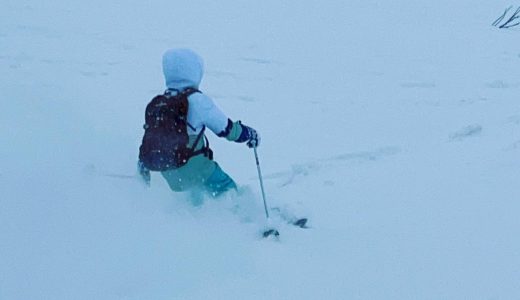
[224,120,261,148]
[137,160,151,186]
[245,126,260,148]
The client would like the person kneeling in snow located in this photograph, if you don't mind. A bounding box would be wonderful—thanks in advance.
[137,48,260,199]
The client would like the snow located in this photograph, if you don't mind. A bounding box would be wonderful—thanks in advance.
[1,0,519,299]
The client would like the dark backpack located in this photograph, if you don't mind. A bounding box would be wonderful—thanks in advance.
[138,88,210,171]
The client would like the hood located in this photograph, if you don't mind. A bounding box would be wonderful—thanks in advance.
[162,48,204,90]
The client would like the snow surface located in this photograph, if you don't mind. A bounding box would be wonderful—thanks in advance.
[1,0,519,299]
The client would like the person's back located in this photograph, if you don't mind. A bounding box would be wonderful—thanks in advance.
[138,48,260,201]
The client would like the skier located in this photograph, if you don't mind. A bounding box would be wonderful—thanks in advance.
[137,48,260,202]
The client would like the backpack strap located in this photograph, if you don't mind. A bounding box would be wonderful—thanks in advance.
[181,88,213,159]
[190,126,213,160]
[183,87,200,96]
[165,87,200,97]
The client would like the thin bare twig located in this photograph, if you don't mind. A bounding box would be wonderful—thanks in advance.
[494,6,520,29]
[499,6,520,28]
[493,5,512,26]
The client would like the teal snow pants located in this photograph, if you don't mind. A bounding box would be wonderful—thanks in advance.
[161,154,237,204]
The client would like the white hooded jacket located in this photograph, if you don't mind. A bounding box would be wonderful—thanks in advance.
[162,48,228,136]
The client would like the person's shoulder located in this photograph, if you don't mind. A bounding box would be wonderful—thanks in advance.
[188,91,215,110]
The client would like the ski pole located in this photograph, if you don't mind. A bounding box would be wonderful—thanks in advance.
[254,146,270,219]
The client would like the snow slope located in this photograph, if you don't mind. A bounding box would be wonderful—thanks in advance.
[1,0,519,299]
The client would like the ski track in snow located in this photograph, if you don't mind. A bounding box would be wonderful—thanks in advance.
[449,124,483,141]
[264,146,401,187]
[486,80,520,89]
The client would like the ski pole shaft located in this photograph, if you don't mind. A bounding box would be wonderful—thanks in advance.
[254,146,270,219]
